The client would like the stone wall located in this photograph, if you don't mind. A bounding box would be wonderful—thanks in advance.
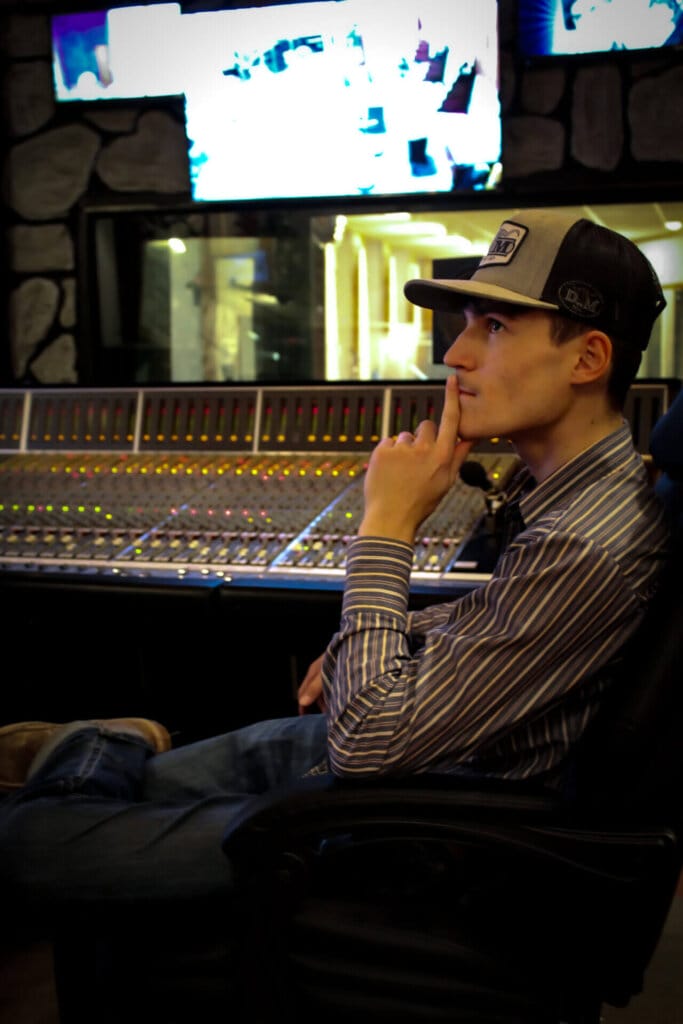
[1,0,683,386]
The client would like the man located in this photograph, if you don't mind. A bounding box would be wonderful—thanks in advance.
[0,208,670,915]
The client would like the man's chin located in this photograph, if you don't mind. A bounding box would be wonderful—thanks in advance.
[456,423,480,443]
[458,423,508,445]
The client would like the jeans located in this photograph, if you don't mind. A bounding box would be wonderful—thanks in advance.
[0,714,328,922]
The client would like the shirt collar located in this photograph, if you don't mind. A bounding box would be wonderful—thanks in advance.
[508,420,636,526]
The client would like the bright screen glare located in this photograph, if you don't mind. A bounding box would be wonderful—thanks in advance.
[518,0,683,57]
[51,0,502,203]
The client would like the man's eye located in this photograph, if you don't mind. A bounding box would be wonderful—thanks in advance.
[487,318,504,333]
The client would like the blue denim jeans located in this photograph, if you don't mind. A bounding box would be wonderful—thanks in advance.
[0,714,328,919]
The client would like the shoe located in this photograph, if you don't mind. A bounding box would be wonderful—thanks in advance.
[0,722,57,792]
[0,718,172,792]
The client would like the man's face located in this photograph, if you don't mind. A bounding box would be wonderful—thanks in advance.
[442,305,583,445]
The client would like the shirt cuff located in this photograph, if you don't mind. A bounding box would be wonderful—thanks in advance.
[342,535,414,617]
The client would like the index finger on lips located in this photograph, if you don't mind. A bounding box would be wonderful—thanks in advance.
[435,375,461,455]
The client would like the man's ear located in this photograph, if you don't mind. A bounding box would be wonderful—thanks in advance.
[571,330,613,384]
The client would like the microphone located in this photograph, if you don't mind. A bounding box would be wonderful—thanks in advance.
[459,460,508,536]
[459,459,492,492]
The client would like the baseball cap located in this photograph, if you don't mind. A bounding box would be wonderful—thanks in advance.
[404,209,666,350]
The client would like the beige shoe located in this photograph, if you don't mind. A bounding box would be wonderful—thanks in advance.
[0,718,172,792]
[0,722,58,792]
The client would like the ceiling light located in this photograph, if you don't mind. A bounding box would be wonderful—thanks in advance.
[378,222,448,237]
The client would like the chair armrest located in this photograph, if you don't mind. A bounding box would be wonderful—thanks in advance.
[222,771,679,889]
[222,771,559,857]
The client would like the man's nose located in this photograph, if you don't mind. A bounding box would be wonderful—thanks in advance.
[443,327,472,368]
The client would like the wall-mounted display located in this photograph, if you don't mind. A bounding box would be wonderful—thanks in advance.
[51,0,502,203]
[518,0,683,58]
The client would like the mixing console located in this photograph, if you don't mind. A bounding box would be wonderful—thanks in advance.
[0,446,516,587]
[0,379,674,737]
[0,380,671,593]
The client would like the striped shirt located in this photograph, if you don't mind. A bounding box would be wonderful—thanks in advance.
[317,421,670,782]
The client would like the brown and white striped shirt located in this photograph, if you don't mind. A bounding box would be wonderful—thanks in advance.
[318,421,670,782]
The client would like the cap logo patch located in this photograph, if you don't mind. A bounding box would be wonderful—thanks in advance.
[479,221,528,267]
[558,281,604,319]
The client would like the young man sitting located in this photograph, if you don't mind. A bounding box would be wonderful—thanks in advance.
[0,208,670,918]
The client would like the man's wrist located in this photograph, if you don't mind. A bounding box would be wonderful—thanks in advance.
[358,512,416,544]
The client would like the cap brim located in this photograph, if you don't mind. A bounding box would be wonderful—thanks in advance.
[404,278,560,314]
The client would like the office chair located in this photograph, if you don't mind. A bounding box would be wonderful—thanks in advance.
[51,392,683,1024]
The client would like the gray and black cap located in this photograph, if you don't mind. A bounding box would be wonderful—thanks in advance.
[404,209,667,350]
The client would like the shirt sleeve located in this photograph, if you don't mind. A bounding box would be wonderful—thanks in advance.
[320,530,643,777]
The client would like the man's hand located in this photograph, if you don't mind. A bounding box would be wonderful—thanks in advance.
[359,375,473,543]
[297,653,326,715]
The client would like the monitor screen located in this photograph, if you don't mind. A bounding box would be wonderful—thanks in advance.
[51,0,502,203]
[51,3,188,99]
[518,0,683,58]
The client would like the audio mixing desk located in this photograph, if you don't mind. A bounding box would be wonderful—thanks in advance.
[0,381,671,738]
[0,383,526,594]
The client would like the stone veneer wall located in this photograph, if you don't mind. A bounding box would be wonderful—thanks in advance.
[1,0,683,386]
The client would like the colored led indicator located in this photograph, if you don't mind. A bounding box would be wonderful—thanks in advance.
[112,403,122,442]
[262,402,273,443]
[171,400,180,442]
[186,402,196,441]
[372,399,382,441]
[339,401,349,443]
[356,400,365,442]
[229,400,239,441]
